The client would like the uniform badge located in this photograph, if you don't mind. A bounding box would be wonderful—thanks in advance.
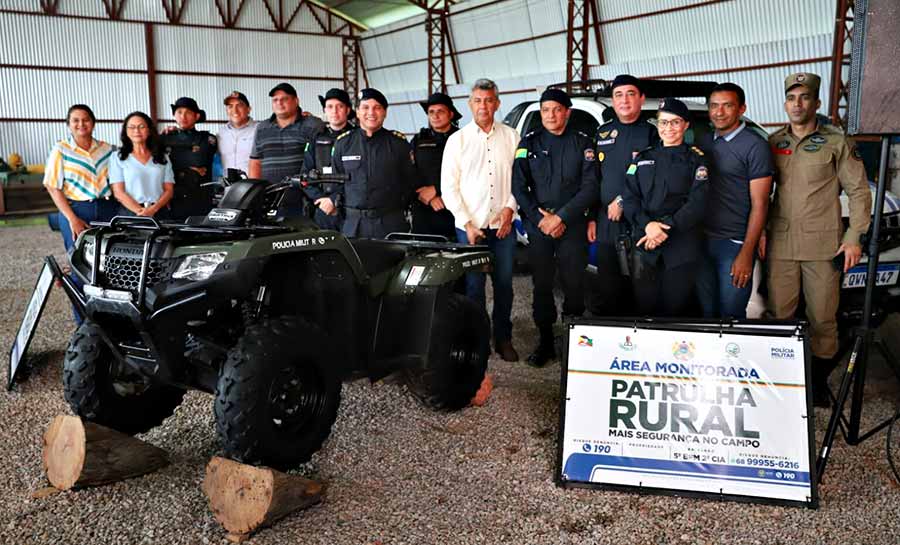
[695,166,709,181]
[598,131,610,138]
[610,129,618,138]
[802,144,821,152]
[637,160,655,167]
[796,74,806,82]
[208,135,217,145]
[776,140,790,149]
[810,135,826,144]
[597,138,615,146]
[192,145,200,152]
[342,155,361,161]
[626,164,637,175]
[584,148,595,161]
[597,151,605,162]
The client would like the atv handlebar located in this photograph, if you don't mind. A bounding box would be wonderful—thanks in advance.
[284,170,350,190]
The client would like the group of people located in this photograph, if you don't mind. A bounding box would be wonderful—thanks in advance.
[44,72,871,406]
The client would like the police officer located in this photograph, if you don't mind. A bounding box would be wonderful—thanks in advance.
[512,89,600,367]
[162,97,217,220]
[587,75,659,316]
[331,88,415,239]
[410,92,463,240]
[622,98,709,317]
[764,72,871,406]
[302,88,355,231]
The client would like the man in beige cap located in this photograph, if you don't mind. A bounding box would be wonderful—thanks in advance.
[762,72,871,407]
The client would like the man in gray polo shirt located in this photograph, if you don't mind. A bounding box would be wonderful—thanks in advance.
[249,82,323,214]
[696,83,773,319]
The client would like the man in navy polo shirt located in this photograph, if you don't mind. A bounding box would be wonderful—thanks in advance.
[696,83,773,319]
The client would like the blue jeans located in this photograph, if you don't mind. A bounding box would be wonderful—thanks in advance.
[696,237,753,319]
[456,227,515,342]
[58,199,118,324]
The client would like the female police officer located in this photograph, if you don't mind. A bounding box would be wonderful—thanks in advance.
[622,98,709,317]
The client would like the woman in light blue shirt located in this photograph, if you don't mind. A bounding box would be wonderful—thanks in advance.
[110,111,175,219]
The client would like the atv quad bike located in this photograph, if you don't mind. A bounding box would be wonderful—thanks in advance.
[57,171,492,469]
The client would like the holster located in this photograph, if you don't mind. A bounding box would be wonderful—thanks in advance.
[630,246,657,281]
[616,234,632,277]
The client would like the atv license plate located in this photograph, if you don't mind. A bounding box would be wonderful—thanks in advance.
[842,264,900,288]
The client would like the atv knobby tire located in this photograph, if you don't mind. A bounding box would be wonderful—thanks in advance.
[63,321,186,435]
[215,317,341,470]
[404,292,490,410]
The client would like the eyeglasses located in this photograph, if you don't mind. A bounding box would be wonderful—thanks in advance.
[656,119,685,128]
[126,124,148,131]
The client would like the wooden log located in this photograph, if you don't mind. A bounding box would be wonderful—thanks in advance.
[203,456,323,537]
[42,415,169,490]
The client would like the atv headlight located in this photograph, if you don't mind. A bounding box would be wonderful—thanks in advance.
[172,252,227,281]
[83,238,95,264]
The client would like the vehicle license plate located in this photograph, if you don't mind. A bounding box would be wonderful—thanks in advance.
[842,264,900,288]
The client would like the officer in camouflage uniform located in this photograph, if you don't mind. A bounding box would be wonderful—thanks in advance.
[302,88,355,231]
[764,72,871,407]
[162,97,217,221]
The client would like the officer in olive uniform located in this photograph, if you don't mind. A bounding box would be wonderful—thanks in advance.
[765,72,871,406]
[303,88,356,231]
[163,97,217,221]
[331,88,415,239]
[410,92,462,240]
[622,98,709,317]
[588,75,659,316]
[512,89,600,367]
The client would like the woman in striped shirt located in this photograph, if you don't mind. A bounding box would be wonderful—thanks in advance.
[43,104,118,252]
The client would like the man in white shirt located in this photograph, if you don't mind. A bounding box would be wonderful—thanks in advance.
[441,78,521,362]
[218,91,257,173]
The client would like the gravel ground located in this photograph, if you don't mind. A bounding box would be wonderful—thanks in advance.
[1,224,899,545]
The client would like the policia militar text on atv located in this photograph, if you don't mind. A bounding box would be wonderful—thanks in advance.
[55,169,493,469]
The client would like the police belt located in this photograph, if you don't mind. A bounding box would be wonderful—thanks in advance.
[345,206,403,218]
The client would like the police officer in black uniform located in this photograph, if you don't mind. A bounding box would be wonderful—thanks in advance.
[163,97,217,221]
[622,98,709,317]
[302,88,356,231]
[512,89,600,367]
[331,88,415,239]
[410,92,462,240]
[588,75,659,316]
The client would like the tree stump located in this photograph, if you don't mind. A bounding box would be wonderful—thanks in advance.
[203,456,323,538]
[42,415,169,490]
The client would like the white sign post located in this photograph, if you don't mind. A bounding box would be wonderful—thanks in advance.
[557,321,817,508]
[8,258,57,390]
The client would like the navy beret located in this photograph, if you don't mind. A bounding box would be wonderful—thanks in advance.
[657,97,690,121]
[611,74,642,93]
[539,88,572,108]
[359,88,388,109]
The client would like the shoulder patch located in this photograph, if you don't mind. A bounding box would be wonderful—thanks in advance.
[690,146,704,156]
[809,135,827,144]
[208,135,217,145]
[392,130,407,140]
[851,146,863,160]
[695,165,709,181]
[584,148,595,161]
[524,130,536,139]
[515,148,528,159]
[577,131,590,139]
[626,164,637,175]
[336,130,352,141]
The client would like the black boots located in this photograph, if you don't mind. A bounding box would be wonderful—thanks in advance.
[526,327,556,368]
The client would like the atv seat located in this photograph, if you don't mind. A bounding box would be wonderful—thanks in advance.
[350,239,410,277]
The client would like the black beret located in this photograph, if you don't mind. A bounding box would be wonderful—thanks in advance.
[611,74,642,93]
[419,92,462,122]
[269,82,297,97]
[539,88,572,108]
[359,88,388,109]
[657,97,690,121]
[319,88,356,120]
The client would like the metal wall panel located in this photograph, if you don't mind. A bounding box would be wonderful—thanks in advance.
[55,0,108,17]
[153,24,343,78]
[0,0,39,11]
[121,0,169,23]
[0,67,149,120]
[0,13,146,69]
[0,120,121,166]
[154,74,331,124]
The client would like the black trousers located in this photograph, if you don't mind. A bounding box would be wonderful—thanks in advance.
[314,208,344,231]
[411,201,456,241]
[632,260,698,318]
[526,220,587,329]
[342,209,408,239]
[588,240,634,317]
